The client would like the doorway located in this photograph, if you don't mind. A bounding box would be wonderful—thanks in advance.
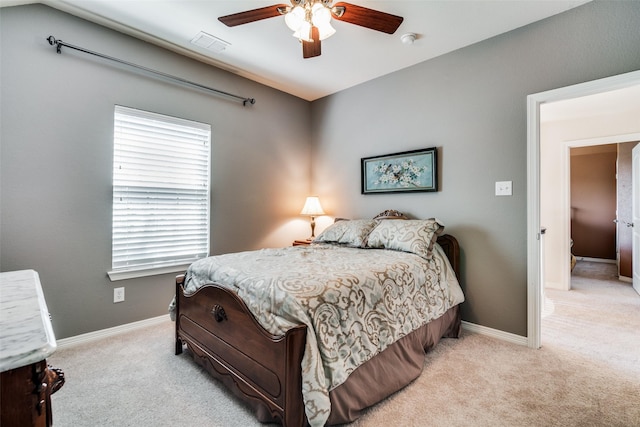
[526,70,640,349]
[569,144,618,269]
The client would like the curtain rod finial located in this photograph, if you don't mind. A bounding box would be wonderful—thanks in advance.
[46,35,62,53]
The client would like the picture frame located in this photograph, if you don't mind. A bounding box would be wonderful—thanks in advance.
[361,147,438,194]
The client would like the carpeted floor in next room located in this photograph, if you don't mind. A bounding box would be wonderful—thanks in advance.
[49,260,640,426]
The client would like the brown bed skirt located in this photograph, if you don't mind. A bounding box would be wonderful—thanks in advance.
[327,304,461,425]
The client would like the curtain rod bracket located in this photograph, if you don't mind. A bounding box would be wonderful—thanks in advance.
[46,35,255,106]
[47,35,63,54]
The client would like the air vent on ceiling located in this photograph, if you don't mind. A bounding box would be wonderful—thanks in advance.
[190,31,230,53]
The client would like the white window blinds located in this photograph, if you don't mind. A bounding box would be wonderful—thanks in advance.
[110,106,210,279]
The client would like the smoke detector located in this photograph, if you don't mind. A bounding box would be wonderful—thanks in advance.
[400,33,416,45]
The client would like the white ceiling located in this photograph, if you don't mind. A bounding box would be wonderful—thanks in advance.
[1,0,591,100]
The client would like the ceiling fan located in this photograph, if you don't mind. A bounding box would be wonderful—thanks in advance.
[218,0,404,59]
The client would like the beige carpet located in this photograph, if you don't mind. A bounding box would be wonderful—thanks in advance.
[543,261,640,378]
[49,261,640,426]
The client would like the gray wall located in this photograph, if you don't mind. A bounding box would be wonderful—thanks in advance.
[310,1,640,336]
[0,5,311,339]
[3,2,640,341]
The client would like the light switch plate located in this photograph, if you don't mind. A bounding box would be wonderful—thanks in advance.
[495,181,512,196]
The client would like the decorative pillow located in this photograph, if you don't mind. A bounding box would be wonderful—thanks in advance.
[313,219,379,247]
[366,218,444,259]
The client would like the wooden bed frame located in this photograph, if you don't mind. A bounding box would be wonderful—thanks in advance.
[175,234,461,427]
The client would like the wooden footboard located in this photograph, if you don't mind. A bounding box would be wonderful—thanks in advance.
[175,276,307,427]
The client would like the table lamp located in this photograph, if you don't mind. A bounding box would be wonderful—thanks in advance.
[300,196,325,240]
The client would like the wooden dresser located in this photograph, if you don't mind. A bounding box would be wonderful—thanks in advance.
[0,270,65,427]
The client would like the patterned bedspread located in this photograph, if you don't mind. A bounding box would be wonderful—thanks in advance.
[179,243,464,427]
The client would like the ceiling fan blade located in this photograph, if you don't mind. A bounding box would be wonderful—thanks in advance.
[332,2,403,34]
[302,27,321,59]
[218,4,288,27]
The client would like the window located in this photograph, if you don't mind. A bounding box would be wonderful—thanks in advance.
[108,106,211,281]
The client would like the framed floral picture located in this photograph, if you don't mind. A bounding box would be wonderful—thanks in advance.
[361,147,438,194]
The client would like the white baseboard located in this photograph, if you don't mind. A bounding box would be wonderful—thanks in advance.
[619,275,632,283]
[543,281,567,291]
[57,316,525,351]
[56,315,169,350]
[462,321,528,346]
[575,257,616,264]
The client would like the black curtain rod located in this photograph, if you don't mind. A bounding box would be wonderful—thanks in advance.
[46,36,256,106]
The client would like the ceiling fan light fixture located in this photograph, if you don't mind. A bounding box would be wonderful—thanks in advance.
[285,5,305,31]
[316,22,335,40]
[311,2,331,24]
[311,3,335,40]
[293,20,313,42]
[287,1,336,42]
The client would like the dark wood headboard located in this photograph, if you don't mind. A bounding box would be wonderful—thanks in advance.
[436,234,460,280]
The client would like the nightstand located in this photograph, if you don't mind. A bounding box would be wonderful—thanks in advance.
[293,240,311,246]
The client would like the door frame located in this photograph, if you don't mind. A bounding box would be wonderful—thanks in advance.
[562,135,640,290]
[526,70,640,349]
[633,144,640,295]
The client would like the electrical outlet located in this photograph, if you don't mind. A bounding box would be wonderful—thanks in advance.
[114,287,125,303]
[495,181,513,196]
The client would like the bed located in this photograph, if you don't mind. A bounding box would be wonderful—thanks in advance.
[172,211,464,426]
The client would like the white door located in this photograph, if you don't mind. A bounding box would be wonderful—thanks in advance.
[633,143,640,295]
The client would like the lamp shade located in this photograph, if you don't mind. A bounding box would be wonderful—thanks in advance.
[311,3,335,40]
[300,196,325,216]
[292,20,313,42]
[285,5,305,31]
